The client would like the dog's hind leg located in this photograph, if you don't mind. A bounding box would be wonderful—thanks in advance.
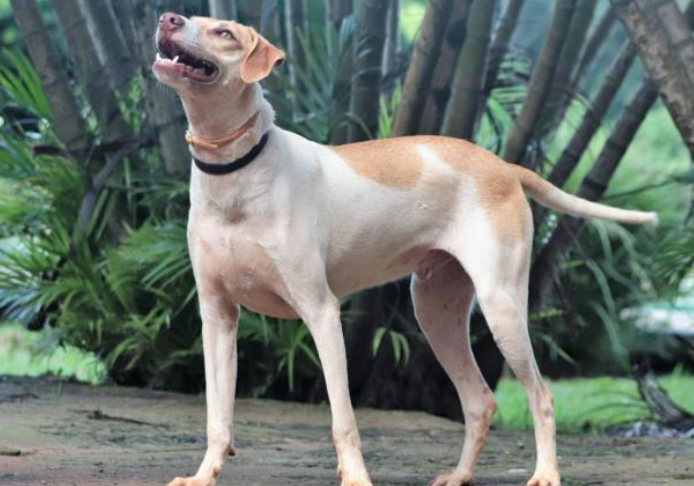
[411,254,497,486]
[454,218,560,486]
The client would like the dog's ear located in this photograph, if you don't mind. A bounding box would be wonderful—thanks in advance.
[240,31,285,84]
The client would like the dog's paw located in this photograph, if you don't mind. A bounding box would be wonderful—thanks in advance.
[166,475,216,486]
[526,471,561,486]
[428,470,474,486]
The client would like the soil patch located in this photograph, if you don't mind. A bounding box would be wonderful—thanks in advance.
[0,377,692,485]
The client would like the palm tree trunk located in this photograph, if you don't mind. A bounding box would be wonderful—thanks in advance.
[52,0,132,147]
[327,0,353,30]
[392,0,456,137]
[208,0,238,20]
[610,0,694,160]
[418,0,474,135]
[548,41,637,189]
[484,0,527,95]
[77,0,135,92]
[536,0,597,138]
[244,0,263,30]
[382,0,400,83]
[127,0,189,174]
[284,0,308,89]
[529,81,658,310]
[441,0,498,140]
[573,6,616,90]
[348,0,390,142]
[502,0,577,164]
[10,0,91,156]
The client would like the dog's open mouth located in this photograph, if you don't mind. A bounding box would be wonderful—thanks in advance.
[155,39,219,83]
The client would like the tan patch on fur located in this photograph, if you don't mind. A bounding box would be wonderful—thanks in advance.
[425,136,530,243]
[332,135,531,241]
[331,138,425,190]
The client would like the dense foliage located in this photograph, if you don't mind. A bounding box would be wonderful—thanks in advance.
[0,0,692,414]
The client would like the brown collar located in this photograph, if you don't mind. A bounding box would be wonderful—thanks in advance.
[185,112,260,151]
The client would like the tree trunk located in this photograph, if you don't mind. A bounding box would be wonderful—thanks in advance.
[484,0,526,94]
[284,0,307,89]
[330,30,354,145]
[208,0,238,20]
[548,41,637,190]
[419,0,474,135]
[502,0,577,164]
[244,0,263,30]
[327,0,353,25]
[573,5,617,90]
[10,0,91,156]
[382,0,400,84]
[536,0,597,138]
[441,0,498,140]
[111,1,138,48]
[77,0,135,92]
[529,81,658,310]
[52,0,132,148]
[127,0,189,174]
[348,0,390,142]
[392,0,456,137]
[610,0,694,160]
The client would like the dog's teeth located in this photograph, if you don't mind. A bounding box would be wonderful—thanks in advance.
[156,53,162,61]
[173,55,180,64]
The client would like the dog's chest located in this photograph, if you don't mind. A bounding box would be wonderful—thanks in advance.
[189,217,298,319]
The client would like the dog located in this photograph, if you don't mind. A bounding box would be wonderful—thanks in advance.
[152,12,657,486]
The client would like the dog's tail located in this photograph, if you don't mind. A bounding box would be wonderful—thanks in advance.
[512,165,658,225]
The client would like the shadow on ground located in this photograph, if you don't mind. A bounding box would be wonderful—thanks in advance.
[0,377,692,485]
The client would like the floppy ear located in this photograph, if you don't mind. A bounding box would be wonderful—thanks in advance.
[240,31,285,84]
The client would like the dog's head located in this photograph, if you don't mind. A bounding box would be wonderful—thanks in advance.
[153,13,285,93]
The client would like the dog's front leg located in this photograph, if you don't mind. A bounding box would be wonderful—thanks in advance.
[300,297,373,486]
[168,296,239,486]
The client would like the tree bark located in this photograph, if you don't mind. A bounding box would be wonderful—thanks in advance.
[327,0,353,30]
[610,0,694,160]
[441,0,498,140]
[284,0,308,89]
[573,5,617,90]
[348,0,390,142]
[484,0,527,94]
[77,0,135,92]
[10,0,91,156]
[529,81,658,310]
[127,0,189,174]
[419,0,474,135]
[502,0,577,164]
[208,0,238,20]
[548,41,637,190]
[52,0,132,147]
[392,0,456,137]
[382,0,400,83]
[536,0,597,138]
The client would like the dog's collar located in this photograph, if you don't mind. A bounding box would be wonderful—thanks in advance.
[185,112,259,151]
[193,131,270,176]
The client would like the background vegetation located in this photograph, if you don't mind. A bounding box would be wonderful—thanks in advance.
[0,0,692,428]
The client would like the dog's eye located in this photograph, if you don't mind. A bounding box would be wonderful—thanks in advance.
[218,29,235,40]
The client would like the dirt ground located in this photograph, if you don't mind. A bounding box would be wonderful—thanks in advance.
[0,377,692,486]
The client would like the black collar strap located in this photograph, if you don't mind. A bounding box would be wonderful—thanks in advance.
[193,132,269,176]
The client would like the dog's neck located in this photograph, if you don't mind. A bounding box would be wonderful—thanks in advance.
[180,84,275,164]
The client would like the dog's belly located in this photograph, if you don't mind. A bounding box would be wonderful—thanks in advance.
[225,280,299,320]
[327,246,431,297]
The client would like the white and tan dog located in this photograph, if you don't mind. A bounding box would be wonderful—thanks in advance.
[153,12,657,486]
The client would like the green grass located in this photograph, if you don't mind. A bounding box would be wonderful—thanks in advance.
[0,322,106,385]
[494,372,694,432]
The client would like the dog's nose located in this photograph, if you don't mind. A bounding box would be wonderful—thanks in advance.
[159,12,184,32]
